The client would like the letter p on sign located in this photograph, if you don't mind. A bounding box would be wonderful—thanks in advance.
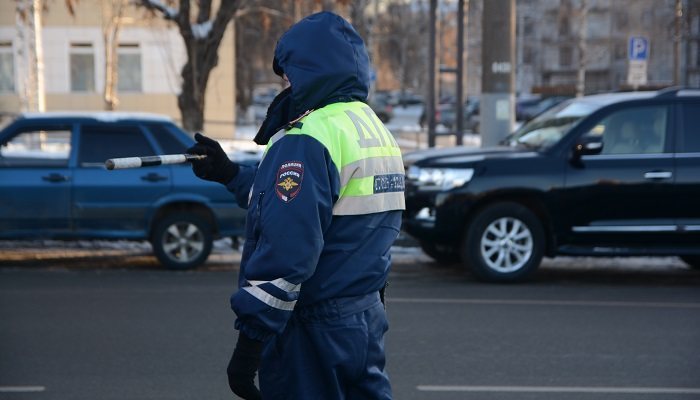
[629,37,649,61]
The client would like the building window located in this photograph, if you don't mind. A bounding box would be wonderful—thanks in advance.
[523,16,534,36]
[523,46,535,65]
[615,11,629,30]
[0,42,14,93]
[559,46,573,67]
[559,16,570,36]
[117,43,142,92]
[70,43,95,92]
[614,42,626,60]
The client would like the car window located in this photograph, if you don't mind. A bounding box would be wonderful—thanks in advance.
[147,123,188,154]
[508,100,598,150]
[585,105,668,155]
[79,124,155,166]
[0,127,72,167]
[680,103,700,153]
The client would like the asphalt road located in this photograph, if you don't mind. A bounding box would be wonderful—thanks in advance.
[1,245,699,400]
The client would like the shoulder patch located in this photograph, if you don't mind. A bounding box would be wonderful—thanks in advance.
[275,161,304,203]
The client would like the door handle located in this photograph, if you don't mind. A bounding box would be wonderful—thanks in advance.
[42,173,70,182]
[141,172,168,182]
[643,171,672,180]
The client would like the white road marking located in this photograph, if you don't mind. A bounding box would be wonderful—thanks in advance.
[417,385,700,394]
[0,386,46,392]
[389,297,700,309]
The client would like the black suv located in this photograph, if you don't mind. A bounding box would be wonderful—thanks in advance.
[404,88,700,282]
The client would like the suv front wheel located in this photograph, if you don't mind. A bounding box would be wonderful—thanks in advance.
[151,212,213,270]
[462,202,544,282]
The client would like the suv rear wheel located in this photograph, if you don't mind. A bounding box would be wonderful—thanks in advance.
[462,202,544,282]
[151,213,213,270]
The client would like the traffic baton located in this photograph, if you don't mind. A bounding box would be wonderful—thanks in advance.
[105,154,207,170]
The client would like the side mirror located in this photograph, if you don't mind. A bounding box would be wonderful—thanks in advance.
[570,135,603,167]
[573,135,603,157]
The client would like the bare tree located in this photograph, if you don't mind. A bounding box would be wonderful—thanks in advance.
[138,0,242,132]
[377,0,429,95]
[15,0,46,112]
[102,0,130,110]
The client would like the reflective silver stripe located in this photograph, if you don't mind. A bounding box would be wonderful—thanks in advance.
[339,156,405,188]
[242,285,297,311]
[247,278,301,292]
[572,225,677,232]
[333,192,405,215]
[268,130,287,147]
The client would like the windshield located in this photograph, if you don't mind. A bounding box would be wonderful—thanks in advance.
[505,99,601,150]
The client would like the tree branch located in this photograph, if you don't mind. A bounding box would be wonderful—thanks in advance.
[137,0,178,20]
[197,0,212,24]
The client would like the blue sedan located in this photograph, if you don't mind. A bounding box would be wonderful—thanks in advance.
[0,112,248,269]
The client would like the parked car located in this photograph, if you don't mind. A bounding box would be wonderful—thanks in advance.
[419,98,480,133]
[369,96,394,123]
[516,95,572,122]
[0,112,248,269]
[403,88,700,282]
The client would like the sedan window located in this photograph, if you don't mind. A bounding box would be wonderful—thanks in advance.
[0,127,72,167]
[79,125,155,166]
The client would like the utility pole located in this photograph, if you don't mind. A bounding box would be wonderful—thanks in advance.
[576,0,588,97]
[674,0,683,85]
[480,0,515,147]
[455,0,466,146]
[427,0,437,148]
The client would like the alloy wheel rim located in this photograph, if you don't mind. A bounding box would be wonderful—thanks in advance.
[161,222,204,263]
[480,217,533,273]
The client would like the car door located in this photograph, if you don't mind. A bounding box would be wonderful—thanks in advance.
[72,123,171,235]
[0,122,74,235]
[562,102,677,246]
[675,101,700,245]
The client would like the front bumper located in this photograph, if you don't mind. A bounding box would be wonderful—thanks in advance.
[403,185,474,244]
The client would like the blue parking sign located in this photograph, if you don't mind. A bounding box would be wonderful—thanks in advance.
[628,37,649,61]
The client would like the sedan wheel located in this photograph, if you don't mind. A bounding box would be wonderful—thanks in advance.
[462,202,544,282]
[151,213,212,270]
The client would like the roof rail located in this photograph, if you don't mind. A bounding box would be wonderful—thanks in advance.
[655,86,685,98]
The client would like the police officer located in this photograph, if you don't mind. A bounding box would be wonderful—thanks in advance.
[187,11,404,399]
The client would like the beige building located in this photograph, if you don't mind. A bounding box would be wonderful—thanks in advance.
[0,0,236,139]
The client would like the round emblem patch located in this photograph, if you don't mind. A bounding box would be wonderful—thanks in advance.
[275,161,304,203]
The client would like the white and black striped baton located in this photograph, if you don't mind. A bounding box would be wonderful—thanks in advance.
[105,154,207,170]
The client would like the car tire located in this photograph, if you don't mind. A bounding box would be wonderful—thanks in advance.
[461,202,544,282]
[680,255,700,270]
[151,212,213,270]
[420,241,461,265]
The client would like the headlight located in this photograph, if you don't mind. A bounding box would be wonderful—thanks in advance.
[407,166,474,191]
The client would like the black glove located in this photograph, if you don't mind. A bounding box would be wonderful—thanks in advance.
[227,332,264,400]
[186,133,239,185]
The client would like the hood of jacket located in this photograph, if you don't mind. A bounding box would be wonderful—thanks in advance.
[274,11,370,114]
[255,12,370,145]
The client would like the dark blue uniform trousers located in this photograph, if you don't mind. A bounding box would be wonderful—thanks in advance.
[259,292,392,399]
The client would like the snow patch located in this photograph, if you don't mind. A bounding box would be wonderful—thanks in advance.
[192,20,213,40]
